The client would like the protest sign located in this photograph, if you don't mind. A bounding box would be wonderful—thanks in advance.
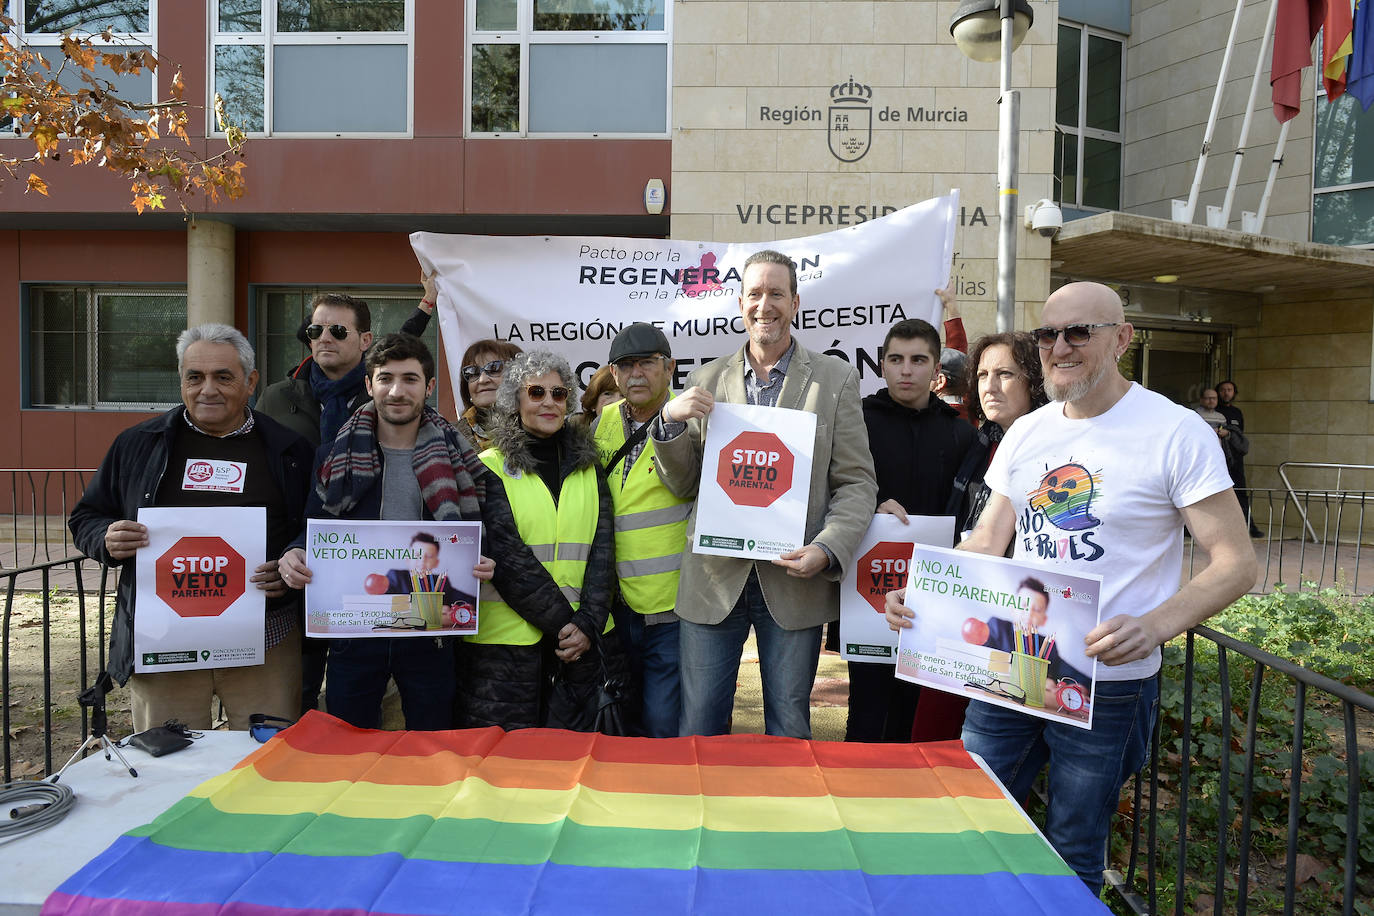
[134,506,266,673]
[840,513,955,663]
[692,403,816,560]
[894,544,1101,729]
[410,194,959,405]
[305,520,481,638]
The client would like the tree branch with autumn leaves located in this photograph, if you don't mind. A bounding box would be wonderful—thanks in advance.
[1,16,247,213]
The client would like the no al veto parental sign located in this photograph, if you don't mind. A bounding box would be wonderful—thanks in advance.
[693,403,815,561]
[134,506,266,673]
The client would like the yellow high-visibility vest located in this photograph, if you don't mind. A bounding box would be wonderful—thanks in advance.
[470,447,603,646]
[593,398,690,616]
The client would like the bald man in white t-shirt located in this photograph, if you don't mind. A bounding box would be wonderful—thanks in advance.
[886,282,1256,896]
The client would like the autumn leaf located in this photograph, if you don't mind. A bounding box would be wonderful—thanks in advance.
[25,173,48,196]
[30,123,58,155]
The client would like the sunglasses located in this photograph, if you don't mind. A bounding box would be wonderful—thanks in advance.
[461,359,505,382]
[1029,322,1120,350]
[306,324,352,341]
[525,385,569,403]
[249,713,294,743]
[372,615,428,631]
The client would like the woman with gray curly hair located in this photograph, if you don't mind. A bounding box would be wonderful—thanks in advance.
[457,349,622,730]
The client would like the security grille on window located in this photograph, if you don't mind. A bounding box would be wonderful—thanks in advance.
[211,0,412,136]
[1054,22,1123,211]
[1,0,157,117]
[255,287,439,405]
[468,0,669,137]
[28,286,186,409]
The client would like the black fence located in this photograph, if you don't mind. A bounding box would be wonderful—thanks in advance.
[1106,626,1373,915]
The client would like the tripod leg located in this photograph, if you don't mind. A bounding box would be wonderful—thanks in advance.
[51,736,98,784]
[102,735,138,778]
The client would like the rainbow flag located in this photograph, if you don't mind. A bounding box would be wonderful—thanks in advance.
[44,711,1106,915]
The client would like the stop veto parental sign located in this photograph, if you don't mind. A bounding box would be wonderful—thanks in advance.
[856,541,912,613]
[155,536,246,617]
[716,431,795,508]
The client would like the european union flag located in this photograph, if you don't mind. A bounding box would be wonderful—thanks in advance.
[1351,0,1374,109]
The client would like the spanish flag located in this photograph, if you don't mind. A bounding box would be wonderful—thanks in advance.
[43,711,1107,915]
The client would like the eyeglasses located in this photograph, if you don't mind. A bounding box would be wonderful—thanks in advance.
[461,359,505,382]
[525,385,569,403]
[306,324,352,341]
[964,674,1027,704]
[613,356,664,373]
[249,713,294,743]
[1029,322,1120,350]
[372,615,428,631]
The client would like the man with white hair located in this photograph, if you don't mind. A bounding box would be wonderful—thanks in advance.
[70,324,314,731]
[886,282,1256,894]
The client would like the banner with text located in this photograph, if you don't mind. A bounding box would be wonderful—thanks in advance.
[411,194,958,408]
[894,545,1101,730]
[133,506,266,673]
[840,513,956,664]
[694,403,816,560]
[305,520,482,638]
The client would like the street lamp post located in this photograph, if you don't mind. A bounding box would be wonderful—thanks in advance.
[949,0,1033,333]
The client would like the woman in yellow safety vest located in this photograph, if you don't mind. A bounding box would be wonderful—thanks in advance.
[458,349,618,730]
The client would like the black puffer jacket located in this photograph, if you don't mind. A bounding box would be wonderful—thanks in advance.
[457,419,622,730]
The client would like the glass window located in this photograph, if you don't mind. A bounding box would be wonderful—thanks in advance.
[1312,189,1374,246]
[27,286,185,409]
[23,0,149,33]
[1054,22,1123,211]
[1314,90,1374,188]
[468,0,669,137]
[210,0,411,137]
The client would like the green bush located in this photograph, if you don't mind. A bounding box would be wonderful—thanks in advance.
[1110,585,1374,915]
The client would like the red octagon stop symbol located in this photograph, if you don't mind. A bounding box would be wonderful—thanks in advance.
[717,431,794,508]
[155,536,246,618]
[856,541,912,613]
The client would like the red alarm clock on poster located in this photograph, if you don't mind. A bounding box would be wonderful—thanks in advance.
[1053,678,1088,716]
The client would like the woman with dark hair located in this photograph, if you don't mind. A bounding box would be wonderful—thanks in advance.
[912,331,1047,742]
[456,338,523,451]
[577,364,622,427]
[458,349,619,729]
[946,332,1049,538]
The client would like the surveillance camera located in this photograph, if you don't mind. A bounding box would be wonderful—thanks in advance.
[1024,199,1063,238]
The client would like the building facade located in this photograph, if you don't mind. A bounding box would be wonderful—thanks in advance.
[2,0,1371,499]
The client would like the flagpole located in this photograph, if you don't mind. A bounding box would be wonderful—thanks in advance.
[1215,0,1282,228]
[1173,0,1247,224]
[1243,118,1292,234]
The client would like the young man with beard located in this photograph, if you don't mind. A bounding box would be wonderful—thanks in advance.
[886,282,1256,895]
[847,318,975,741]
[278,334,574,729]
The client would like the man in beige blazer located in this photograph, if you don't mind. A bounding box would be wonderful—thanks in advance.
[651,250,878,738]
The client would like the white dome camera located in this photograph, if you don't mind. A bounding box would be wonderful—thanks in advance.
[1024,198,1063,238]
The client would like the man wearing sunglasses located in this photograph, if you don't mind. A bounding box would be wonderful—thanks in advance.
[885,281,1256,895]
[278,334,575,730]
[652,250,878,740]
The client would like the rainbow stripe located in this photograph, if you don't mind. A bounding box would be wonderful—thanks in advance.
[44,711,1105,915]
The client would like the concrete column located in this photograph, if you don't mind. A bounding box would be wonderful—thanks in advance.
[186,219,235,327]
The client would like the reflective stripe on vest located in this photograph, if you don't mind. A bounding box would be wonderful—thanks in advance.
[470,448,599,646]
[593,399,691,616]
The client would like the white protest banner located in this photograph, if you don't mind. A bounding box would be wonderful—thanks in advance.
[305,520,482,638]
[840,513,955,664]
[693,402,816,560]
[894,544,1101,730]
[133,507,266,673]
[410,193,959,406]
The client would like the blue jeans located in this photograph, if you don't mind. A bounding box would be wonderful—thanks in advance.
[325,636,456,730]
[678,569,823,738]
[617,608,682,738]
[962,675,1158,896]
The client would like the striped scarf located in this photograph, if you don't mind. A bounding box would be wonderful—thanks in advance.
[316,404,483,521]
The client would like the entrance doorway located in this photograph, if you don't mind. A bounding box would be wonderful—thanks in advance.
[1119,325,1230,406]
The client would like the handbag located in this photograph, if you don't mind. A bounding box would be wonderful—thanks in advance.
[124,720,199,757]
[544,630,631,735]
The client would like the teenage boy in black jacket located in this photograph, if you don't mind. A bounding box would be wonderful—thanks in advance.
[846,318,976,741]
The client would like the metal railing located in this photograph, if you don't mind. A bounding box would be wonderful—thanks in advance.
[0,469,95,571]
[1277,462,1374,544]
[1,555,116,782]
[1107,626,1373,916]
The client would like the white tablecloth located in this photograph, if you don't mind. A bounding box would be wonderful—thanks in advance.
[1,731,259,915]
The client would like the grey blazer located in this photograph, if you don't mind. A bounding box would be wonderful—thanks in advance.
[654,341,878,629]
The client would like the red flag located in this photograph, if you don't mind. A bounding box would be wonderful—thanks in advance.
[1325,0,1354,98]
[1273,0,1327,121]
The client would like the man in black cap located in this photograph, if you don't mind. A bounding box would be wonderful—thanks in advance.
[591,322,688,736]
